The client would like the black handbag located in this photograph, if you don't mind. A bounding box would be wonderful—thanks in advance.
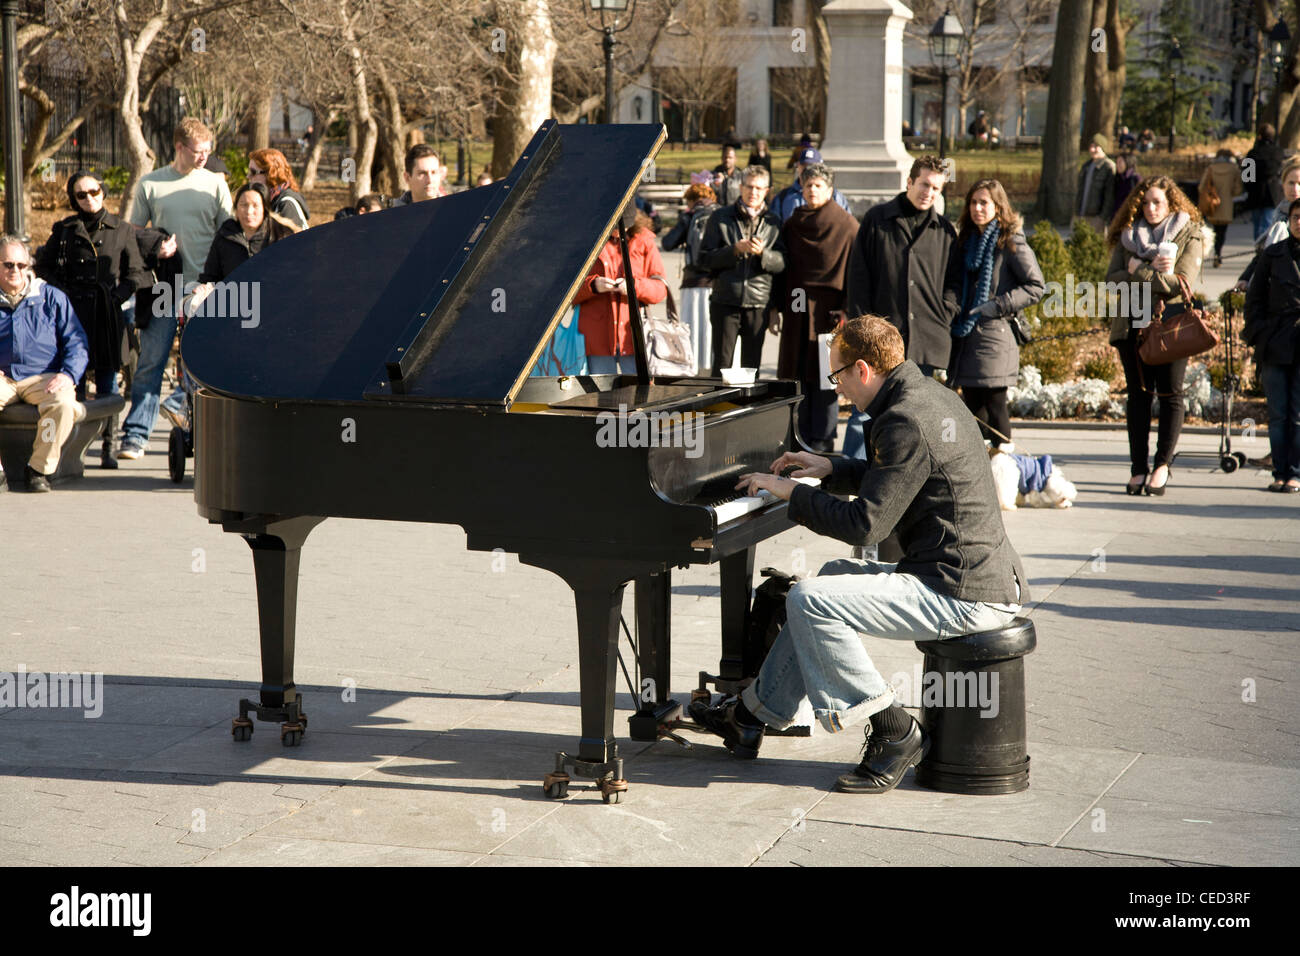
[1007,311,1032,346]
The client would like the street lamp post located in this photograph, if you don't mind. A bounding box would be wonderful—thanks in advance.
[928,6,965,159]
[1271,18,1291,130]
[586,0,639,124]
[1167,37,1182,153]
[1,0,26,239]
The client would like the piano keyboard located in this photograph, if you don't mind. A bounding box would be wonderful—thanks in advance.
[709,477,822,525]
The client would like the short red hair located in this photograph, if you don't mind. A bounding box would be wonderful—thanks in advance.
[248,148,299,192]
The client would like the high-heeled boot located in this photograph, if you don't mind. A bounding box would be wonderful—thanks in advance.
[100,416,120,469]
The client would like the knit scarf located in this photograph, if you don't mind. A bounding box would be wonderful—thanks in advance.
[953,219,999,338]
[1119,210,1189,260]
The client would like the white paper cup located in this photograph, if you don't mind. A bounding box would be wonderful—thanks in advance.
[1156,241,1178,272]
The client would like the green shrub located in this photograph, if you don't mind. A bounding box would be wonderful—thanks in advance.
[99,166,130,195]
[222,146,248,187]
[1020,220,1084,382]
[1066,218,1109,286]
[1082,353,1119,383]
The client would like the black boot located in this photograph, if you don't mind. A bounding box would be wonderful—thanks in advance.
[100,416,119,469]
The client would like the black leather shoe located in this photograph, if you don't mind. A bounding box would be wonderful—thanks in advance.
[100,438,119,469]
[835,719,928,794]
[687,696,764,759]
[24,466,52,493]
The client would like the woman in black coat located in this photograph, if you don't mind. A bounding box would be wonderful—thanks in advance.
[196,182,300,287]
[948,179,1045,449]
[1244,197,1300,492]
[35,169,149,465]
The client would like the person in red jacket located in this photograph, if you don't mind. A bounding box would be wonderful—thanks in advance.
[574,207,667,374]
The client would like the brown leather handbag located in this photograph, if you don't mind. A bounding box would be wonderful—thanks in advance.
[1138,273,1219,366]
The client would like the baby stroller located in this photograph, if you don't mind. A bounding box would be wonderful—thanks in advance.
[166,311,195,483]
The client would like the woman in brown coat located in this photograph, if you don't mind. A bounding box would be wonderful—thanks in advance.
[777,162,858,452]
[1198,149,1245,268]
[1105,176,1204,496]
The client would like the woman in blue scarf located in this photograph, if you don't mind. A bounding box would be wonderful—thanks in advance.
[948,179,1045,449]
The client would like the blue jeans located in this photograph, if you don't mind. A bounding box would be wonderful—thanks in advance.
[1260,359,1300,481]
[122,310,178,445]
[587,354,638,375]
[742,558,1020,733]
[1253,206,1276,241]
[842,362,940,459]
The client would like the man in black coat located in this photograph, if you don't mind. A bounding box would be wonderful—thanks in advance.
[845,156,960,375]
[842,156,961,457]
[699,165,786,374]
[1246,123,1285,241]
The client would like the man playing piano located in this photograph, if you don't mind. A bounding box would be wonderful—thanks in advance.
[689,315,1029,794]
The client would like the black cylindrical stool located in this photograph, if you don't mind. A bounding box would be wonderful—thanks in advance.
[913,617,1036,795]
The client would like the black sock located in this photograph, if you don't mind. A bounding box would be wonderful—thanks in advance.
[733,699,764,728]
[869,704,913,741]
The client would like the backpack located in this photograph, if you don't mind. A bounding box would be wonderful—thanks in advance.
[685,203,717,271]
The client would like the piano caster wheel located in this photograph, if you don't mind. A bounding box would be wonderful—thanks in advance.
[543,772,571,800]
[281,723,304,747]
[298,713,308,730]
[231,718,253,742]
[599,778,628,804]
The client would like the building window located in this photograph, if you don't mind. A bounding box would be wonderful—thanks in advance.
[773,0,794,27]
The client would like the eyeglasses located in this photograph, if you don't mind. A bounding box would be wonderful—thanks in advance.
[827,360,860,387]
[74,188,102,200]
[182,142,212,154]
[1,261,30,270]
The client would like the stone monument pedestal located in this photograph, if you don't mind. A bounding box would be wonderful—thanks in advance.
[818,0,915,216]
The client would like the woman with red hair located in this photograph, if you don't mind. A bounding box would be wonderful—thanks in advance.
[247,148,310,229]
[574,206,667,375]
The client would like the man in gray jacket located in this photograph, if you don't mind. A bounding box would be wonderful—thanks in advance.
[699,166,786,374]
[690,315,1029,793]
[1076,133,1117,233]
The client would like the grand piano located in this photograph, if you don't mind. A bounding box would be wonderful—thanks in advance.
[183,121,810,802]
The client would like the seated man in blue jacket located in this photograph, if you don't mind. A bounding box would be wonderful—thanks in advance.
[690,315,1029,793]
[0,235,89,492]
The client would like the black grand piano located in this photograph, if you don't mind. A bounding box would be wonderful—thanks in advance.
[183,121,810,802]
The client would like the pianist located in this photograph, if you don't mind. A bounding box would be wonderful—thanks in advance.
[690,315,1029,794]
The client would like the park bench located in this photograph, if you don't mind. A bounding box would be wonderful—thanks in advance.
[1011,135,1042,150]
[0,395,124,490]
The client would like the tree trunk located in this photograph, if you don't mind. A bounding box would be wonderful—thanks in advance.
[1036,0,1091,224]
[113,5,169,224]
[249,88,273,151]
[490,0,556,181]
[301,108,337,191]
[1251,35,1263,133]
[1082,0,1128,150]
[340,0,375,200]
[372,58,406,199]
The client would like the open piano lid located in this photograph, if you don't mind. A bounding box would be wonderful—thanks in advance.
[182,121,666,407]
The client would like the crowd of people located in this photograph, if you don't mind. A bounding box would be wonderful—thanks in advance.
[2,119,1297,500]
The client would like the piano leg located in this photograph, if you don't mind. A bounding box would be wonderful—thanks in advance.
[628,570,682,741]
[520,555,664,802]
[715,546,756,693]
[225,515,324,745]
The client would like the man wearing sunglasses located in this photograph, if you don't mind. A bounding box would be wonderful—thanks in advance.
[689,315,1028,794]
[0,235,89,492]
[120,117,232,459]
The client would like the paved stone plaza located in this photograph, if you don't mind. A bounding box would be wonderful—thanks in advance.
[2,400,1296,866]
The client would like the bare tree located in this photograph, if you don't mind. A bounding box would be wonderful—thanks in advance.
[654,0,744,142]
[906,0,1054,137]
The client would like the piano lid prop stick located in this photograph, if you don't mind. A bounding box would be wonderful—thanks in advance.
[617,218,652,390]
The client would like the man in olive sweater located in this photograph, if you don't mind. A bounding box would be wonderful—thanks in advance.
[690,316,1030,793]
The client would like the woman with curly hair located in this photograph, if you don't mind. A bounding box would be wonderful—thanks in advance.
[247,147,310,229]
[948,178,1044,450]
[1105,175,1204,496]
